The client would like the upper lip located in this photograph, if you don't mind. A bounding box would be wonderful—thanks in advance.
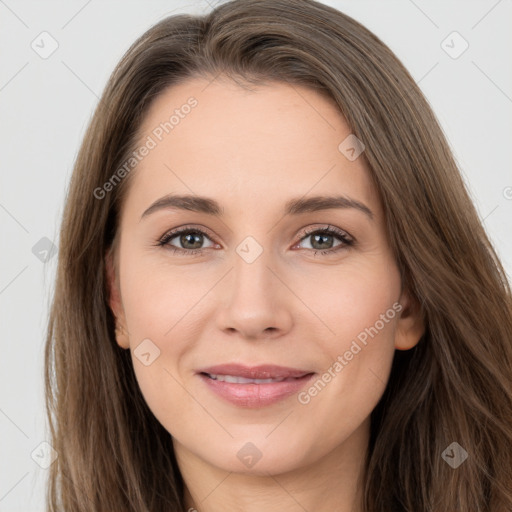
[197,364,314,379]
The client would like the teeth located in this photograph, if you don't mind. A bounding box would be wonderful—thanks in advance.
[207,374,288,384]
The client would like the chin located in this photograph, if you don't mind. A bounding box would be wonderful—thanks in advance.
[201,435,314,476]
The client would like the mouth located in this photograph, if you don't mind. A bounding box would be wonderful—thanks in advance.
[201,373,310,384]
[196,363,314,380]
[196,364,316,408]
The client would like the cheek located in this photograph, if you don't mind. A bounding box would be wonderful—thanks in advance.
[291,256,401,346]
[334,265,401,382]
[333,280,399,355]
[119,250,204,339]
[118,253,216,426]
[293,261,400,433]
[296,317,397,458]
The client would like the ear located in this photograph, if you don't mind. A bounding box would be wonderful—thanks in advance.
[105,247,130,349]
[394,289,425,351]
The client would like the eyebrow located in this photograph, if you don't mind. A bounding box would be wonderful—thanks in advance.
[140,194,374,220]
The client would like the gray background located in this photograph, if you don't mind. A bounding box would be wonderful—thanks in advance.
[1,1,511,510]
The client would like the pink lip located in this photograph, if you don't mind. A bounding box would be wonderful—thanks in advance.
[196,364,316,408]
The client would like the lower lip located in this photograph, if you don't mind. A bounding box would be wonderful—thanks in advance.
[198,373,316,408]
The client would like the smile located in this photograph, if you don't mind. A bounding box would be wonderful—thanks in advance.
[197,368,316,408]
[204,373,304,384]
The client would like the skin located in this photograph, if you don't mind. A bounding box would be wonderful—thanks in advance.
[106,76,424,512]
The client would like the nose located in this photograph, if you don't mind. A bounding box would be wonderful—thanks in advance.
[215,248,293,340]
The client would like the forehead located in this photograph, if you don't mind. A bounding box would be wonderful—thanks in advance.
[124,76,380,220]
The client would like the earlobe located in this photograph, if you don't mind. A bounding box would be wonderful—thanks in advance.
[394,291,425,351]
[114,323,130,349]
[105,248,130,349]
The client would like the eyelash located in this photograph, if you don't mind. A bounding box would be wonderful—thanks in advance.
[155,224,354,258]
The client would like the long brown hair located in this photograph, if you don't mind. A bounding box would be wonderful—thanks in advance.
[44,0,512,510]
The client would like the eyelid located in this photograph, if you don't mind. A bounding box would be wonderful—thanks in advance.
[295,224,353,243]
[157,224,218,244]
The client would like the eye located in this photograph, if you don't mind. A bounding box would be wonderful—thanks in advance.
[156,226,216,256]
[294,225,354,256]
[155,224,354,257]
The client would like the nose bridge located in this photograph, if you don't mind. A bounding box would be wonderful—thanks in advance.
[216,233,292,338]
[231,233,277,304]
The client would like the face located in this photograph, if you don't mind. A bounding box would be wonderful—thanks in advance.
[106,76,423,476]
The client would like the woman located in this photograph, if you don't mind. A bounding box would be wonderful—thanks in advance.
[44,0,512,510]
